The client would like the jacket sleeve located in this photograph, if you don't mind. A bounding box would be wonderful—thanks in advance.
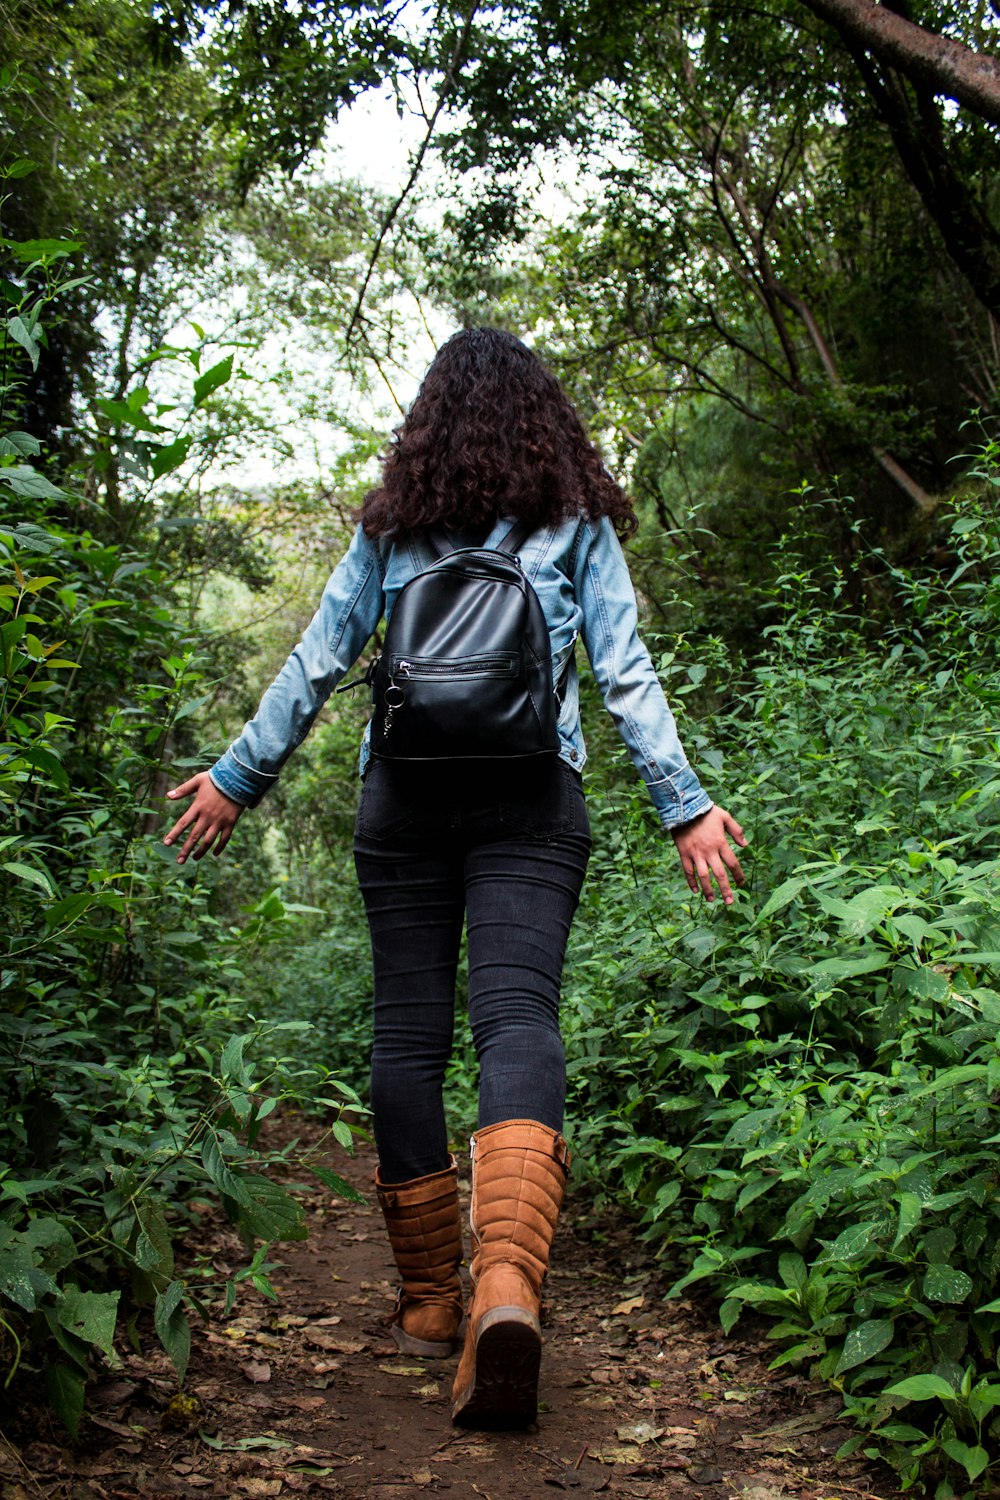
[208,525,384,806]
[574,518,713,831]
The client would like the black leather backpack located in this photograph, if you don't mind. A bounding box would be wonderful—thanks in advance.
[348,521,561,762]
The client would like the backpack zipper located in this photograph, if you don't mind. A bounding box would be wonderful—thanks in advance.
[393,653,518,678]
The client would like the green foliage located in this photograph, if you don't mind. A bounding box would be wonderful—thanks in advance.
[561,445,1000,1492]
[0,158,365,1431]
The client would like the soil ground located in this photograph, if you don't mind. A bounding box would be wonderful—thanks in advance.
[0,1122,902,1500]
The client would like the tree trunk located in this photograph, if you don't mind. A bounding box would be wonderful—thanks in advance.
[796,0,1000,125]
[843,42,1000,318]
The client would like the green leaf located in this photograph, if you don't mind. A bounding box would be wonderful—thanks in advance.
[193,354,233,406]
[768,1338,825,1369]
[755,875,808,921]
[816,1220,883,1265]
[26,1217,76,1274]
[134,1201,173,1279]
[967,1383,1000,1423]
[13,745,70,787]
[1,861,54,895]
[45,1364,85,1437]
[727,1280,797,1311]
[777,1252,807,1295]
[234,1175,307,1243]
[309,1164,366,1204]
[893,1191,922,1248]
[843,886,912,936]
[809,953,892,980]
[56,1286,120,1355]
[220,1034,250,1087]
[150,436,192,478]
[0,431,41,456]
[719,1297,742,1334]
[43,891,100,929]
[923,1265,973,1304]
[3,237,81,262]
[0,464,72,500]
[912,1064,987,1100]
[201,1135,250,1206]
[155,1281,190,1382]
[94,396,162,432]
[903,964,951,1002]
[941,1438,989,1481]
[198,1432,290,1453]
[835,1319,895,1375]
[6,314,40,368]
[885,1373,958,1402]
[0,1233,37,1310]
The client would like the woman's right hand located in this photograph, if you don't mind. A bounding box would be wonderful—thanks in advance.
[671,804,747,905]
[163,772,245,864]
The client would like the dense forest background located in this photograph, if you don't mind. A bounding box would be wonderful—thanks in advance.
[2,0,1000,1491]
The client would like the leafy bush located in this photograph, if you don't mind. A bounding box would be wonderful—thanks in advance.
[0,172,364,1432]
[563,448,1000,1495]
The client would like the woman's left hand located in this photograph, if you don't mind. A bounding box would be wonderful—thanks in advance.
[671,805,747,905]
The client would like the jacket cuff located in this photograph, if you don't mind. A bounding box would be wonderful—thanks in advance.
[208,746,277,809]
[645,764,714,832]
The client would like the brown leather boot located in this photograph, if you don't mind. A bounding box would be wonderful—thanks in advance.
[451,1120,570,1427]
[375,1158,464,1358]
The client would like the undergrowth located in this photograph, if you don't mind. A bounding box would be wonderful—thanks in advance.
[563,447,1000,1496]
[0,166,364,1433]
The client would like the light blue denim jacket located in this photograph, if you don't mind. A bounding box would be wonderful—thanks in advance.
[209,515,713,831]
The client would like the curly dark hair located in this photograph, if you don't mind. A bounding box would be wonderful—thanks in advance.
[359,328,637,538]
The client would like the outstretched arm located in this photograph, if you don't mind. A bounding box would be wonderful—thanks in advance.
[163,772,245,864]
[672,805,747,905]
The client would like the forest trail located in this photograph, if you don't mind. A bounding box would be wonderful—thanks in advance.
[1,1123,901,1500]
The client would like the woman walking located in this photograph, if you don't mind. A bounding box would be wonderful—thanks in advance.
[163,327,746,1427]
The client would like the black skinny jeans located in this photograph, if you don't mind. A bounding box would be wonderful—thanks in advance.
[353,757,591,1184]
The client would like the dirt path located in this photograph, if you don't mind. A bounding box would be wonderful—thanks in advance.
[1,1127,901,1500]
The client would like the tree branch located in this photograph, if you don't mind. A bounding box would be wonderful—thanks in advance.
[344,1,479,348]
[796,0,1000,124]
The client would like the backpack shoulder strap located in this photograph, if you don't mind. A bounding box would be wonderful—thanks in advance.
[424,519,532,558]
[495,518,532,556]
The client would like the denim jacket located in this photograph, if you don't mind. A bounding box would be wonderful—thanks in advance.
[209,515,713,831]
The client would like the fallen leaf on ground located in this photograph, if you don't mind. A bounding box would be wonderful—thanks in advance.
[616,1422,664,1444]
[378,1363,426,1376]
[89,1417,135,1438]
[305,1332,367,1353]
[590,1444,643,1465]
[284,1394,328,1411]
[241,1361,271,1384]
[750,1413,833,1439]
[611,1295,645,1315]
